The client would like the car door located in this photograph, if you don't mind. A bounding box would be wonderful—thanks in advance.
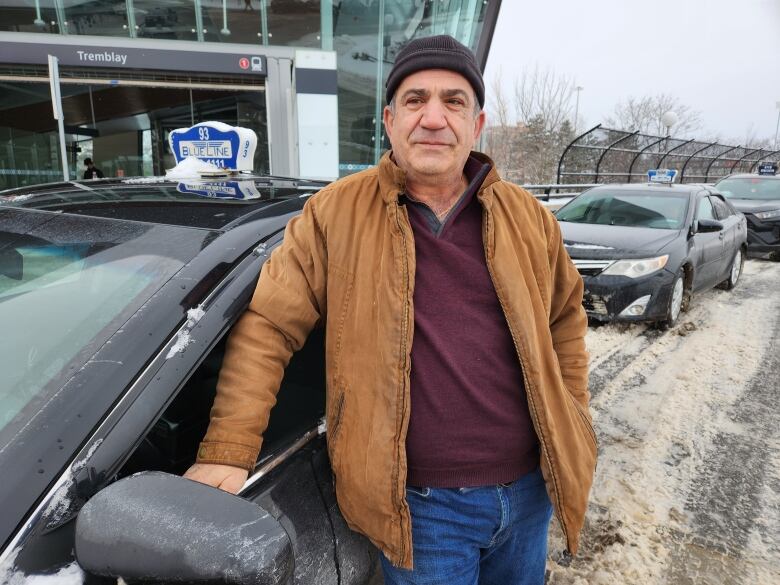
[691,195,725,290]
[710,193,740,278]
[0,234,342,583]
[311,446,385,585]
[100,248,343,583]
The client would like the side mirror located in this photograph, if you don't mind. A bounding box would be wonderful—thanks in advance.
[75,471,293,584]
[695,218,724,233]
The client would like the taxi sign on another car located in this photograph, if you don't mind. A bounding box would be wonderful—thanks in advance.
[169,122,257,171]
[757,162,778,176]
[176,180,263,200]
[647,169,678,184]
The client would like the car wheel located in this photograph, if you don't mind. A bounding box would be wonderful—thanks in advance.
[659,272,685,330]
[718,247,744,290]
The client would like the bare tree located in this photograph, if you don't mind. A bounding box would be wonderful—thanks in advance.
[512,67,577,184]
[483,66,577,184]
[512,66,575,134]
[605,94,702,137]
[483,70,517,179]
[733,124,774,150]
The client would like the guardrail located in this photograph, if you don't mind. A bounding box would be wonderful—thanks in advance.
[521,183,599,199]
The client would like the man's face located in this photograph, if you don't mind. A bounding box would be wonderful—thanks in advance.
[383,69,485,181]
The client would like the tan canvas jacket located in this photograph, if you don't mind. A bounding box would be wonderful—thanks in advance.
[197,151,597,569]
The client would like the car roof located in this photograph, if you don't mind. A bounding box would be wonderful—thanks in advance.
[0,175,327,231]
[589,183,708,195]
[715,173,780,181]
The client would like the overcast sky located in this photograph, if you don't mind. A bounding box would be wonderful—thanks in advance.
[484,0,780,144]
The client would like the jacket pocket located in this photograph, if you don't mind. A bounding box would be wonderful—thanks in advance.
[327,391,346,462]
[566,391,598,451]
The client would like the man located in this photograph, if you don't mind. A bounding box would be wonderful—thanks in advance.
[185,35,596,584]
[82,158,104,180]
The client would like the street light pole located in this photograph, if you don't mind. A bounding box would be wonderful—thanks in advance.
[573,86,583,134]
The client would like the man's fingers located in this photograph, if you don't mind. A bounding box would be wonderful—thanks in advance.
[218,472,248,494]
[183,463,248,493]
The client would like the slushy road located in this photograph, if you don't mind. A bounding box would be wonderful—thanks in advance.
[546,259,780,585]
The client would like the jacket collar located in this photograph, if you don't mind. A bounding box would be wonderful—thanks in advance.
[377,150,502,205]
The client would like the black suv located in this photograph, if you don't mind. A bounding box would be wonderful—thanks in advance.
[714,171,780,259]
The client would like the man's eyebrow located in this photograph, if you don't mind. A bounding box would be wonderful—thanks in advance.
[440,89,470,101]
[399,88,430,100]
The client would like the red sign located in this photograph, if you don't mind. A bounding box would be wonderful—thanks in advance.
[239,58,250,70]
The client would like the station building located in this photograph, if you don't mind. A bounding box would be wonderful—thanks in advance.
[0,0,501,190]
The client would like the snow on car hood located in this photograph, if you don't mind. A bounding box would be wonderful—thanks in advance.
[561,223,680,259]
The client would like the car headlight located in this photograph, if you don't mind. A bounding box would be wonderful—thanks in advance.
[754,209,780,220]
[601,255,669,278]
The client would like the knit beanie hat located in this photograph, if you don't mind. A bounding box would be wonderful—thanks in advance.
[385,35,485,109]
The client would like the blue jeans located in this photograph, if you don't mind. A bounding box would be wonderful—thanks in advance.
[380,467,553,585]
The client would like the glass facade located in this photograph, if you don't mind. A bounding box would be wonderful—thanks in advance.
[0,1,496,185]
[0,78,268,189]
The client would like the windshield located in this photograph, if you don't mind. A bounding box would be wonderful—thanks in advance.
[715,177,780,201]
[0,211,207,436]
[556,190,689,229]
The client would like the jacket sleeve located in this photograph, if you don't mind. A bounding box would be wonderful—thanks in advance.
[546,213,590,411]
[196,197,328,470]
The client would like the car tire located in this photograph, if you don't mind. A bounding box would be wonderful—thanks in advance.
[718,247,744,290]
[659,272,685,330]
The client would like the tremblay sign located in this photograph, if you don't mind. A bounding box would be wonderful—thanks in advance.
[169,122,257,171]
[0,40,266,77]
[76,51,128,66]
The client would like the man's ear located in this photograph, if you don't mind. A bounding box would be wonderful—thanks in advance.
[473,109,486,141]
[383,105,394,137]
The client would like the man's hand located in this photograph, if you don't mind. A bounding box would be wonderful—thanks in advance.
[183,463,249,495]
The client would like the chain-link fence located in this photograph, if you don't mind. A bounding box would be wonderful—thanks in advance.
[556,125,780,185]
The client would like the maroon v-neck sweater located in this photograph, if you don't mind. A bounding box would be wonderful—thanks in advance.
[403,157,539,488]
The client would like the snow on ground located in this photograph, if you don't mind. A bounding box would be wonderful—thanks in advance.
[547,259,780,584]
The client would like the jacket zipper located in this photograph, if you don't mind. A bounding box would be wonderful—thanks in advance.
[393,201,412,565]
[481,206,571,547]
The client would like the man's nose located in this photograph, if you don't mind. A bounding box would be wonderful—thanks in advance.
[419,100,448,129]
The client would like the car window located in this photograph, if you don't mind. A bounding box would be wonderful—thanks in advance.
[119,326,326,478]
[555,190,689,229]
[696,197,716,221]
[710,195,732,219]
[715,177,780,201]
[0,212,210,441]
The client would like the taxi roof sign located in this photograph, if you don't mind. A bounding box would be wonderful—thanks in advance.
[169,122,257,172]
[176,180,262,200]
[757,162,778,176]
[647,169,678,184]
